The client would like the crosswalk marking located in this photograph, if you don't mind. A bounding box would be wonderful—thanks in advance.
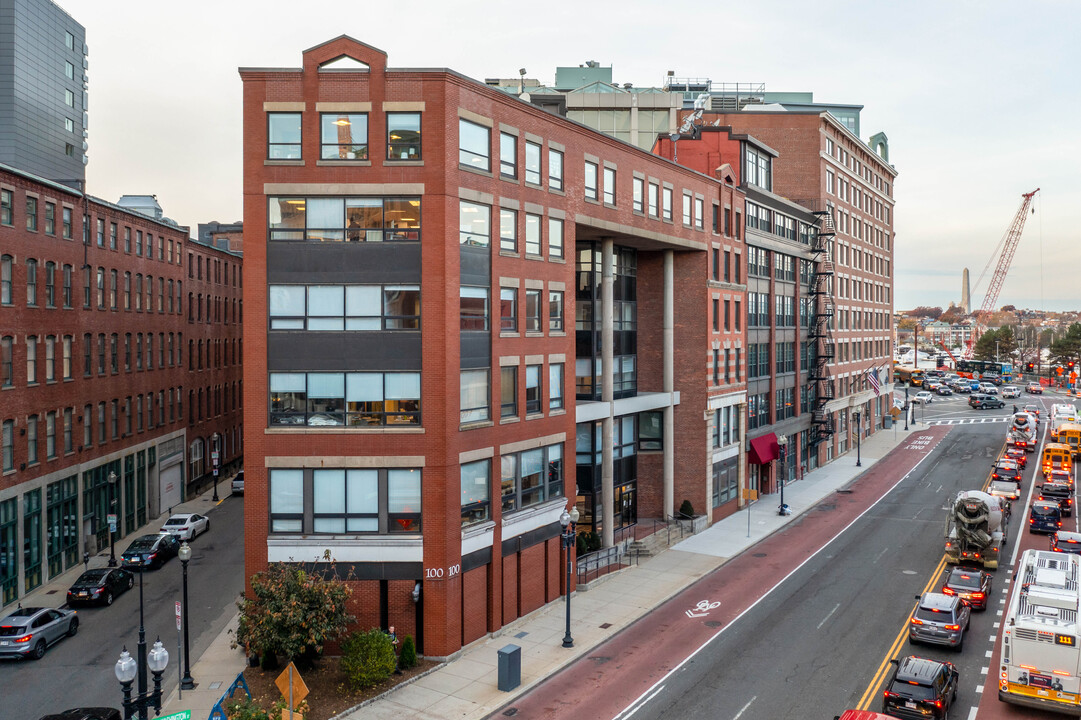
[925,417,1011,426]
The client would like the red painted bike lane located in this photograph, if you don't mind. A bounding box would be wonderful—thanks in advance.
[493,425,953,720]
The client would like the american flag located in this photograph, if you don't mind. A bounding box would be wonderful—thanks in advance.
[866,366,881,396]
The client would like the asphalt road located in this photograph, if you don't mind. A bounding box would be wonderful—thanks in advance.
[2,494,245,720]
[628,421,1010,720]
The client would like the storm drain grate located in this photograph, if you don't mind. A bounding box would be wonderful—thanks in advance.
[503,709,518,716]
[836,489,854,494]
[599,622,612,629]
[752,552,767,558]
[514,631,528,639]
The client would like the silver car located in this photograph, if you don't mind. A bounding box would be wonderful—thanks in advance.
[909,592,970,650]
[0,606,79,660]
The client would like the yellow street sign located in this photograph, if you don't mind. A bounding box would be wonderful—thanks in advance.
[742,488,759,501]
[275,662,310,706]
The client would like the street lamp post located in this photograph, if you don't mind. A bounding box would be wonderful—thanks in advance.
[107,470,118,567]
[854,411,863,467]
[776,436,789,515]
[211,433,220,501]
[115,569,169,720]
[904,387,910,431]
[559,506,580,648]
[179,542,194,690]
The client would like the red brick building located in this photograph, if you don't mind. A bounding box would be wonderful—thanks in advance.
[239,37,745,658]
[696,112,897,463]
[0,162,243,609]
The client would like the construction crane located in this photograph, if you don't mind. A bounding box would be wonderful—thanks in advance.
[964,188,1040,358]
[937,340,959,368]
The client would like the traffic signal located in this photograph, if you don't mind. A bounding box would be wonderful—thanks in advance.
[1071,361,1077,370]
[1027,362,1035,372]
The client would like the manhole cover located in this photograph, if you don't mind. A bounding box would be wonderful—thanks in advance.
[503,709,518,716]
[836,489,853,494]
[514,631,528,639]
[752,552,767,557]
[599,623,612,629]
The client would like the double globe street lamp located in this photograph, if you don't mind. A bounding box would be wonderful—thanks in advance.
[114,566,169,719]
[559,506,580,649]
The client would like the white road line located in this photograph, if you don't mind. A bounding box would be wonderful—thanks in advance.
[872,547,889,565]
[967,706,979,720]
[986,650,993,658]
[817,603,841,630]
[609,435,947,720]
[976,684,984,694]
[731,696,756,720]
[988,635,995,642]
[981,666,989,675]
[994,622,1000,628]
[620,684,667,720]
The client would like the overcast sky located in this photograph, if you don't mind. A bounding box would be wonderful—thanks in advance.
[60,0,1079,312]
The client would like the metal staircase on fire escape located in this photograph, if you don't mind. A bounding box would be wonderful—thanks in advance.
[807,210,836,447]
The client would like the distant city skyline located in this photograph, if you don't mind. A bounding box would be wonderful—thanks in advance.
[59,0,1079,310]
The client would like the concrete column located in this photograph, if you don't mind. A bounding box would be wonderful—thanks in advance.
[601,239,615,548]
[663,250,675,520]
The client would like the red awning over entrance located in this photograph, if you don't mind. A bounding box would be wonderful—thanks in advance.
[748,433,780,465]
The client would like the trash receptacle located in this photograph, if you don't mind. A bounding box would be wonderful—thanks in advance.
[497,644,521,691]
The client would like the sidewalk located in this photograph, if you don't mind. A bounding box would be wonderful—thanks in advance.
[337,421,921,720]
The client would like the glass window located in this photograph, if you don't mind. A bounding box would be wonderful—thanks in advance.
[695,197,704,229]
[524,141,541,184]
[1,420,12,471]
[549,290,564,331]
[269,469,303,532]
[584,161,598,200]
[459,119,490,171]
[0,255,10,304]
[321,113,367,160]
[500,288,517,332]
[525,213,541,255]
[548,217,563,259]
[548,149,564,191]
[62,207,72,239]
[459,201,490,247]
[603,167,616,205]
[460,369,490,423]
[500,366,517,417]
[26,258,37,305]
[388,469,421,533]
[648,183,658,217]
[682,193,692,225]
[525,289,541,332]
[26,197,37,231]
[549,363,564,410]
[0,190,10,225]
[306,198,344,242]
[461,460,491,526]
[387,112,421,160]
[633,177,644,212]
[44,262,55,307]
[662,187,672,221]
[267,113,301,159]
[0,336,11,387]
[499,208,517,253]
[460,287,489,330]
[500,132,517,178]
[525,364,541,414]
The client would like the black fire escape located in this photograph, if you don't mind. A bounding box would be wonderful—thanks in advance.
[807,210,836,447]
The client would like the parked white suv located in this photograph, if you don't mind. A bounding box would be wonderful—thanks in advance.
[231,469,244,496]
[1001,385,1021,398]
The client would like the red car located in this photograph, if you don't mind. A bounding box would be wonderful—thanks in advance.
[1004,447,1028,469]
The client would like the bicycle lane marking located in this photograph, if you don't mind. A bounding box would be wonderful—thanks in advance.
[493,425,952,720]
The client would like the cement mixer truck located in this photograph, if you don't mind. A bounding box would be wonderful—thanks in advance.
[1008,411,1038,452]
[944,490,1008,569]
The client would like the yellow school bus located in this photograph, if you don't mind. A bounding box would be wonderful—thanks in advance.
[1042,443,1073,475]
[1058,423,1081,459]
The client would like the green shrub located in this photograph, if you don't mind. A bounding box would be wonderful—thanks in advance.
[576,531,601,555]
[225,698,270,720]
[399,635,417,669]
[340,628,397,690]
[678,499,695,518]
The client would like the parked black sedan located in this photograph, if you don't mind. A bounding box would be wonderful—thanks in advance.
[66,568,134,606]
[119,534,180,570]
